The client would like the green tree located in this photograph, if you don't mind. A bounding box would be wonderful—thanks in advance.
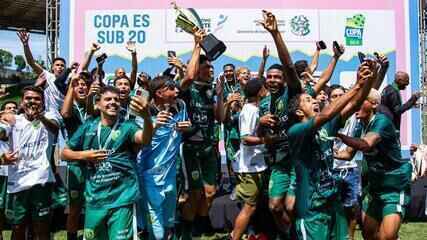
[35,56,46,69]
[0,49,13,68]
[14,55,26,72]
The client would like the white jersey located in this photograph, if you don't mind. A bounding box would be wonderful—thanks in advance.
[233,103,267,173]
[333,115,362,169]
[42,70,64,114]
[7,113,60,193]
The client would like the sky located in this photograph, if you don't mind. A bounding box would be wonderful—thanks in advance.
[0,30,46,68]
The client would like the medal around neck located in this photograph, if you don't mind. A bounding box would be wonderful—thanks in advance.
[172,1,226,61]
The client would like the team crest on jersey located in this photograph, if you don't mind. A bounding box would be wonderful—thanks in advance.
[111,130,121,141]
[191,170,200,180]
[277,101,284,113]
[84,229,95,239]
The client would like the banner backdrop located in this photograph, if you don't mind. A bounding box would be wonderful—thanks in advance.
[60,0,421,152]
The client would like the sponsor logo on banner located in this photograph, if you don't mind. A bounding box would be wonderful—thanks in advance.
[290,15,311,36]
[345,14,366,46]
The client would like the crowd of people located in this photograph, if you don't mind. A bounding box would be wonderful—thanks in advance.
[0,10,422,240]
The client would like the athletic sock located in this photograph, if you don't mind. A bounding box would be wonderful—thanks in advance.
[67,232,78,240]
[199,215,214,235]
[181,220,193,240]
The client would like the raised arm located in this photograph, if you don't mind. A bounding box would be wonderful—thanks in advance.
[340,60,378,120]
[17,31,43,75]
[308,43,321,74]
[314,83,361,128]
[215,75,225,123]
[61,77,77,119]
[180,29,205,91]
[81,43,100,72]
[168,56,185,81]
[126,41,138,89]
[130,96,153,146]
[312,43,344,94]
[372,53,389,90]
[259,10,300,90]
[257,45,269,78]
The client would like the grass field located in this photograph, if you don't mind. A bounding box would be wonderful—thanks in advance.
[2,222,425,239]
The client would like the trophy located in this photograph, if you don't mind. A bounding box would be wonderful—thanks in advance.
[172,1,226,61]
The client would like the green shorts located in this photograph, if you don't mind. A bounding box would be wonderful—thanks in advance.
[268,165,296,198]
[0,176,7,210]
[236,172,267,206]
[5,184,53,225]
[295,203,348,240]
[364,190,410,222]
[84,204,135,240]
[364,163,411,221]
[51,173,68,209]
[68,163,86,205]
[182,143,218,190]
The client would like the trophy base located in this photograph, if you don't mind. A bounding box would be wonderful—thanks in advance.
[201,34,227,61]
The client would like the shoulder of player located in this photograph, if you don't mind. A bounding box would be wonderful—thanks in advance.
[288,118,315,138]
[372,113,393,127]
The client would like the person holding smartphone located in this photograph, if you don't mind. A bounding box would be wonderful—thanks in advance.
[62,86,153,240]
[136,75,191,240]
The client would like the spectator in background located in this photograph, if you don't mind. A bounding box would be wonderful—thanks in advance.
[379,71,420,134]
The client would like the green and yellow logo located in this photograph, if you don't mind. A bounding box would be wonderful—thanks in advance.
[345,14,366,46]
[111,130,121,141]
[84,228,95,239]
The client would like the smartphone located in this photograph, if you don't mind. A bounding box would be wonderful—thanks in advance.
[332,41,343,55]
[132,87,150,100]
[167,50,176,58]
[317,40,327,50]
[96,53,108,63]
[358,52,366,63]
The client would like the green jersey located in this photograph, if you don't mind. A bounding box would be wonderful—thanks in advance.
[181,82,217,142]
[356,113,410,192]
[259,86,301,166]
[288,116,343,218]
[64,102,87,139]
[224,112,240,162]
[67,117,140,209]
[223,81,241,100]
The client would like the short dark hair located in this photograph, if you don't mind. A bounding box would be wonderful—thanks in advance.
[328,84,346,98]
[52,57,66,66]
[288,94,302,124]
[113,75,131,86]
[0,100,18,111]
[244,78,264,98]
[22,86,45,102]
[295,60,308,77]
[99,86,120,96]
[267,64,283,72]
[223,63,235,70]
[149,75,176,98]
